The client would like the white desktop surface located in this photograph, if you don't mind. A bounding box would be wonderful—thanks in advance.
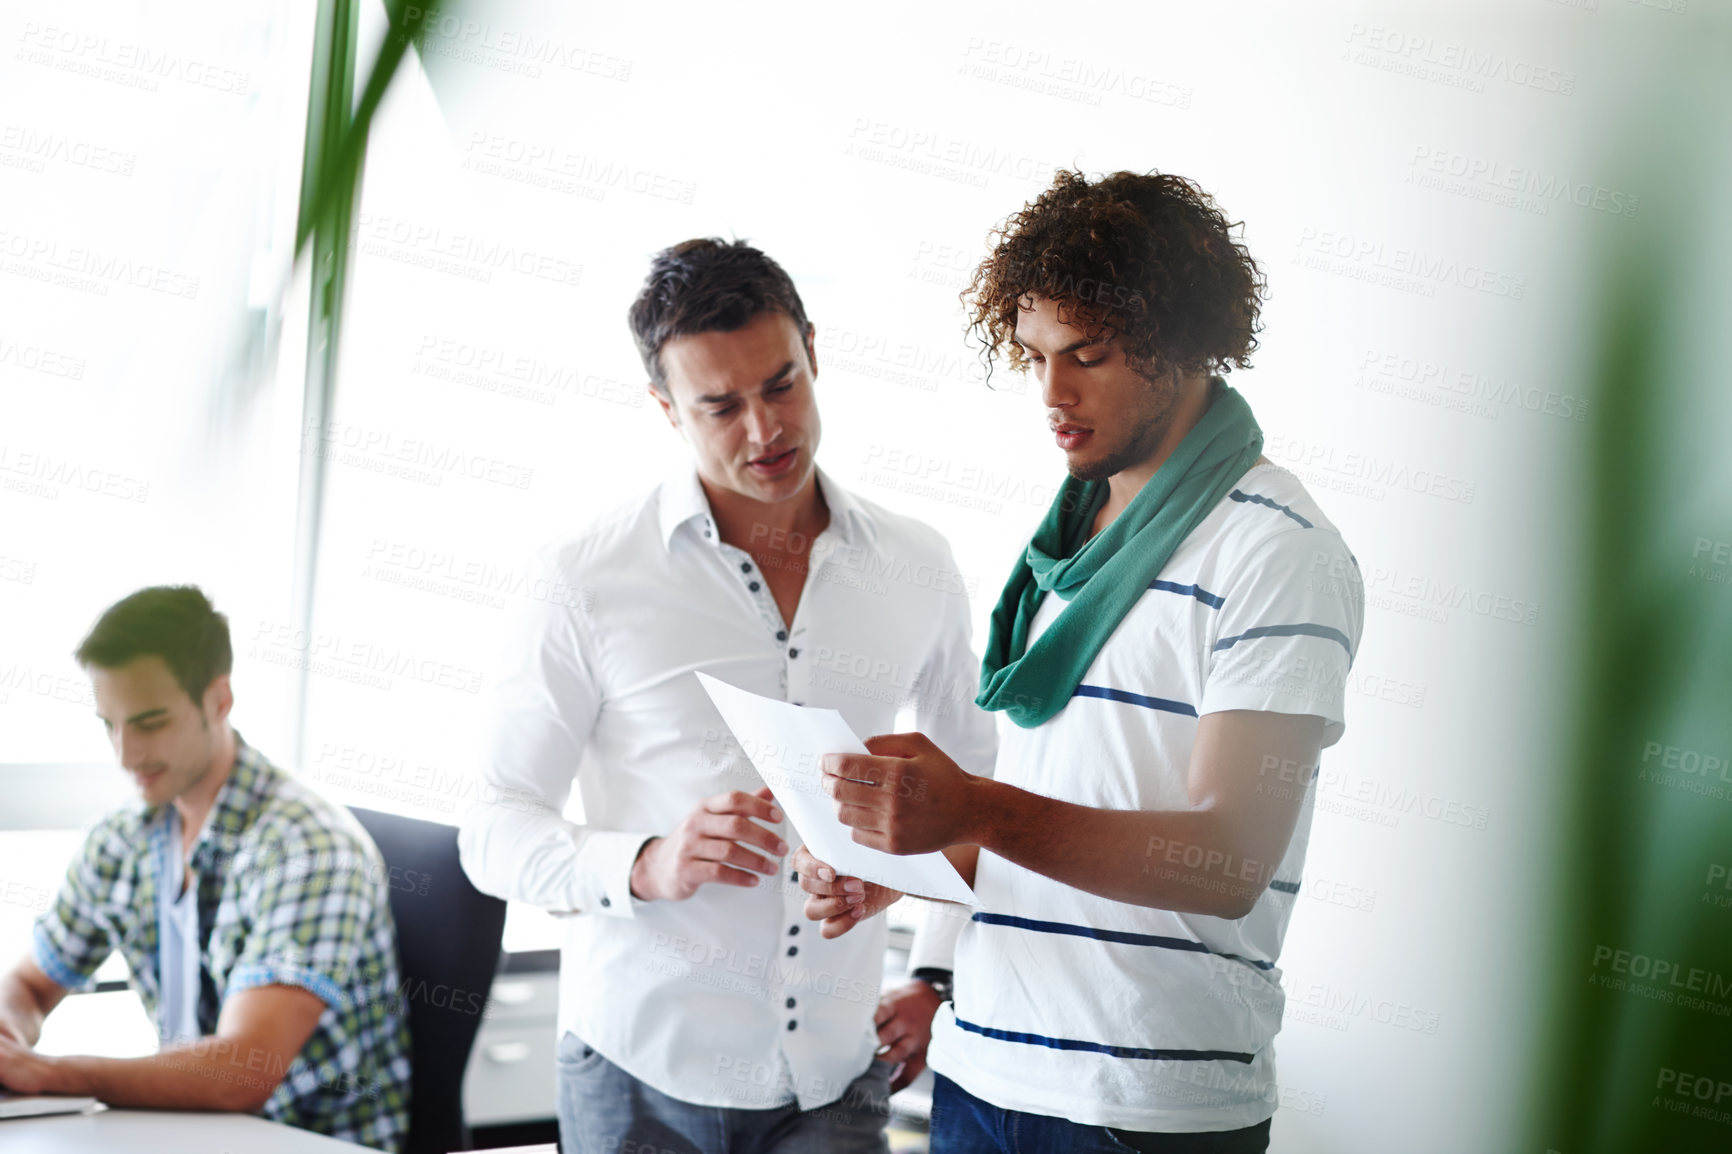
[0,1107,367,1151]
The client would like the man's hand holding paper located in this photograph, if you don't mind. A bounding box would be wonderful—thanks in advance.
[821,731,982,855]
[695,673,977,910]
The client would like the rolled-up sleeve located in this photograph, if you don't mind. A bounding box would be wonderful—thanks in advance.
[226,829,376,1008]
[458,549,649,919]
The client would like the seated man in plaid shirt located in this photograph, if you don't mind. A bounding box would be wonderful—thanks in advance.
[0,585,411,1151]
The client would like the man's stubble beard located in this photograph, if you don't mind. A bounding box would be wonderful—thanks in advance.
[1065,373,1180,483]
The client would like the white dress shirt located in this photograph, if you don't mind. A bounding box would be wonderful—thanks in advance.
[459,465,997,1110]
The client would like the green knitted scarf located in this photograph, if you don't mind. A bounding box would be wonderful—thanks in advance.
[977,380,1263,728]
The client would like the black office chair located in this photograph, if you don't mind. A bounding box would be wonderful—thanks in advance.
[351,806,508,1154]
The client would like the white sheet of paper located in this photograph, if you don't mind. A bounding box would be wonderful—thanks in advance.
[696,673,978,906]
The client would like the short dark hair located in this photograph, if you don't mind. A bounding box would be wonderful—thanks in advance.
[75,585,233,705]
[628,237,813,392]
[964,169,1265,384]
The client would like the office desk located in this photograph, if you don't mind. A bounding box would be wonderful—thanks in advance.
[0,1107,367,1151]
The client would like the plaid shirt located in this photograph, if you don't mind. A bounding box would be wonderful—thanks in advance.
[34,738,412,1151]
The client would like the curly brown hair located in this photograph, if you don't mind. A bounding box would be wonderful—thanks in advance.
[964,169,1266,385]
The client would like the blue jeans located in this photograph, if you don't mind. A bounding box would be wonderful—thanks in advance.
[930,1072,1272,1154]
[556,1031,891,1154]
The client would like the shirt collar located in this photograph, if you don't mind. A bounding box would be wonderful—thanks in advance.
[657,463,872,552]
[183,734,276,866]
[814,468,873,551]
[657,464,718,549]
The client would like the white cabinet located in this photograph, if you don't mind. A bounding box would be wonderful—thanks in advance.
[462,969,561,1127]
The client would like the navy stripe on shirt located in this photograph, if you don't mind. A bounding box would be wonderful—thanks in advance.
[1149,579,1225,610]
[973,913,1275,971]
[1229,489,1313,528]
[1072,685,1197,717]
[951,1015,1256,1064]
[1213,622,1353,658]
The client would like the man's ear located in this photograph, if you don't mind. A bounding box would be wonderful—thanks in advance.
[204,673,234,727]
[650,381,680,430]
[804,323,818,380]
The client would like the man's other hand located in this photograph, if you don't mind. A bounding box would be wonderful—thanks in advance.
[629,786,787,902]
[791,845,902,938]
[876,978,942,1092]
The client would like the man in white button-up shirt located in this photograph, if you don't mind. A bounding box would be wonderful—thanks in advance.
[458,238,997,1154]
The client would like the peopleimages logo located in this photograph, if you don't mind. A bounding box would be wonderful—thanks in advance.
[0,123,136,176]
[413,336,643,409]
[1294,227,1525,300]
[399,6,633,81]
[1686,536,1730,589]
[1265,433,1477,505]
[1355,346,1589,424]
[363,538,590,611]
[1654,1068,1732,1128]
[349,212,583,287]
[859,444,1055,513]
[1342,23,1576,95]
[14,22,251,95]
[0,333,87,379]
[248,620,485,695]
[0,227,200,299]
[461,131,695,205]
[1406,146,1639,218]
[648,934,879,1006]
[0,444,150,503]
[301,418,534,491]
[1310,551,1539,628]
[957,37,1194,110]
[843,118,1063,189]
[1589,945,1732,1016]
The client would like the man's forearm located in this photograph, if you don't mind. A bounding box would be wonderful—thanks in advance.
[0,974,47,1046]
[941,843,979,889]
[41,1041,289,1111]
[964,776,1277,918]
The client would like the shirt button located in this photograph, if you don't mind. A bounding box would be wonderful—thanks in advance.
[749,581,761,593]
[786,997,796,1009]
[776,630,787,641]
[741,561,752,573]
[788,925,799,936]
[787,945,798,957]
[790,871,799,882]
[786,1020,798,1031]
[788,647,799,658]
[599,896,611,908]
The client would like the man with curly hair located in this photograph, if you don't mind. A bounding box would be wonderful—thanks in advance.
[795,170,1365,1152]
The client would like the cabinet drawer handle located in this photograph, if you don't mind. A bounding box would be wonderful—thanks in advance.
[485,1041,533,1064]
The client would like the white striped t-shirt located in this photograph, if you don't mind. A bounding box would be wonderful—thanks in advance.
[927,461,1365,1133]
